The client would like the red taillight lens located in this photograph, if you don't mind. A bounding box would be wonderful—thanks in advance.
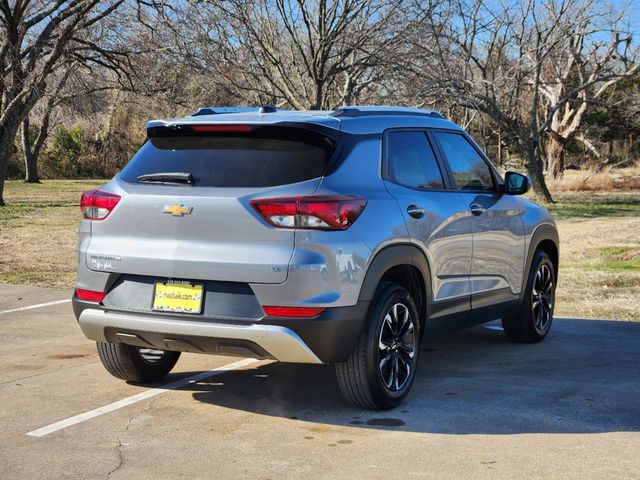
[80,189,121,220]
[263,306,326,318]
[191,125,256,133]
[75,289,107,302]
[250,195,366,230]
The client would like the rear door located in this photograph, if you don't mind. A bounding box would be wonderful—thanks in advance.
[382,129,473,331]
[431,130,526,318]
[86,125,335,284]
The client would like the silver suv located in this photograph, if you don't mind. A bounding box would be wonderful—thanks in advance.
[73,106,559,410]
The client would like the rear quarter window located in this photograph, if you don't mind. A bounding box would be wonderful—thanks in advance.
[119,127,333,188]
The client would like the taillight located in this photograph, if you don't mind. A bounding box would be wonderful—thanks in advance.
[263,306,326,318]
[250,195,366,230]
[75,289,107,302]
[191,125,256,133]
[80,189,121,220]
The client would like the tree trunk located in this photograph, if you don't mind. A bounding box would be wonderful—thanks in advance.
[0,88,42,206]
[523,142,554,203]
[547,136,567,179]
[21,117,40,183]
[0,121,24,205]
[497,130,502,167]
[0,132,14,206]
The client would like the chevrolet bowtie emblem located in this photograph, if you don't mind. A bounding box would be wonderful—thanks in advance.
[163,204,193,216]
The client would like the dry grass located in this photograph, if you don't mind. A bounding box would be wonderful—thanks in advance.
[0,180,105,288]
[0,179,638,320]
[555,215,640,320]
[548,164,640,192]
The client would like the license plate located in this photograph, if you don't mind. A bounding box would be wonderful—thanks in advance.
[152,281,204,314]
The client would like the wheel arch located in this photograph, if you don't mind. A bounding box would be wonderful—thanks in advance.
[523,224,559,293]
[358,244,432,330]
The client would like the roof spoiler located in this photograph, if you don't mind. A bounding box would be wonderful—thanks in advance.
[190,105,281,116]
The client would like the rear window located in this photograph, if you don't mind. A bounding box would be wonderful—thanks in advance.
[119,127,334,188]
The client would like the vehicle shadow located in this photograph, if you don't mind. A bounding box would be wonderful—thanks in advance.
[173,318,640,434]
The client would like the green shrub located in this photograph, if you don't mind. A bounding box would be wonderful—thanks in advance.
[5,148,24,179]
[48,125,85,177]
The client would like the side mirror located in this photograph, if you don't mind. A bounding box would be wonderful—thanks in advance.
[503,171,531,195]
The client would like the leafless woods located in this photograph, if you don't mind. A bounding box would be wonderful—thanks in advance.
[1,0,638,204]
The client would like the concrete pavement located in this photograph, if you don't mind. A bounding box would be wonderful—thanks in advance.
[0,283,639,479]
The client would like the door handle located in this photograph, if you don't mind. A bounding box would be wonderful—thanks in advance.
[407,205,425,218]
[469,203,486,216]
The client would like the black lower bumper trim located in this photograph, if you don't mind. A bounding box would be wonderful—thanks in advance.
[73,296,369,364]
[104,327,274,359]
[262,301,370,364]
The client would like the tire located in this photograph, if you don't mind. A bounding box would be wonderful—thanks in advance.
[335,283,420,410]
[502,249,556,343]
[96,342,181,383]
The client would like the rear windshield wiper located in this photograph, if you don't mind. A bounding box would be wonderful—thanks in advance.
[137,172,195,185]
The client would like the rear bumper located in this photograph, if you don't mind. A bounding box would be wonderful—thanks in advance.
[74,300,369,364]
[78,308,323,363]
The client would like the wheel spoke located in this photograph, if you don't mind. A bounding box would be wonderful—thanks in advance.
[534,302,543,329]
[541,307,549,329]
[398,355,411,379]
[530,263,555,334]
[391,304,399,334]
[399,320,414,342]
[384,313,393,331]
[398,306,409,336]
[378,302,418,392]
[379,352,391,370]
[399,344,415,359]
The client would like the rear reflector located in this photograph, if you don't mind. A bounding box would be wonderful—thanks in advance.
[250,195,366,230]
[80,189,121,220]
[75,289,107,302]
[190,125,256,133]
[263,306,326,318]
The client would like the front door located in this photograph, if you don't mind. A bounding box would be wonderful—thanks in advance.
[431,130,525,322]
[383,129,473,333]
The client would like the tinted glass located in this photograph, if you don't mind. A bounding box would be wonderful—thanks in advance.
[386,131,444,190]
[119,128,332,188]
[434,132,494,190]
[507,172,526,191]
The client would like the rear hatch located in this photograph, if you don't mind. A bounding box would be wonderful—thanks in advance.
[86,124,337,284]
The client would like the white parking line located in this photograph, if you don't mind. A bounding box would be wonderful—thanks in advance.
[0,298,71,315]
[26,357,260,438]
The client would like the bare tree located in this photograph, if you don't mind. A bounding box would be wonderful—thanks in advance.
[407,0,639,202]
[20,64,77,183]
[0,0,132,205]
[540,0,640,178]
[202,0,406,110]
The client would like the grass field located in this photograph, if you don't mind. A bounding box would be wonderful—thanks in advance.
[0,180,105,287]
[1,179,638,320]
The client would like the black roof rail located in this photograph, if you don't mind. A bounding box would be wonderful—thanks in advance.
[331,106,444,119]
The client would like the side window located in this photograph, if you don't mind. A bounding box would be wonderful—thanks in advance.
[386,131,445,190]
[433,132,494,191]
